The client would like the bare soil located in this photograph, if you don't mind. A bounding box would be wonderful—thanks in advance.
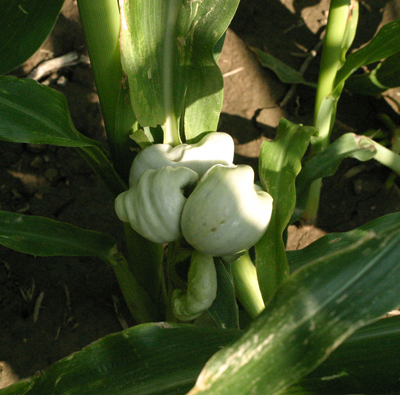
[1,0,400,386]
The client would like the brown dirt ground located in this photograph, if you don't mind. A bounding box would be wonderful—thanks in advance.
[1,0,400,386]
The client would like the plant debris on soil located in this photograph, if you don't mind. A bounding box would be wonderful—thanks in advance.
[1,0,400,387]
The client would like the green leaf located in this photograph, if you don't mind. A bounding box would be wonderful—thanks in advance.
[250,47,316,87]
[111,76,139,179]
[2,281,400,395]
[123,224,165,318]
[335,18,400,90]
[296,315,400,395]
[0,210,117,264]
[188,211,400,395]
[78,0,140,183]
[0,0,64,76]
[208,259,240,330]
[0,323,241,395]
[0,77,126,196]
[256,118,316,303]
[292,133,377,223]
[346,51,400,96]
[0,77,96,146]
[375,50,400,88]
[130,128,154,149]
[0,209,160,323]
[119,0,240,142]
[3,316,400,395]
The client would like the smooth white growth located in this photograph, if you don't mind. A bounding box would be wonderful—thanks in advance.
[115,166,198,244]
[129,132,234,185]
[181,165,273,257]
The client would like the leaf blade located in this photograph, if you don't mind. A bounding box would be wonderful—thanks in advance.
[0,77,97,147]
[257,118,316,302]
[189,211,400,395]
[119,0,240,142]
[251,47,316,87]
[2,307,400,394]
[292,133,377,223]
[0,210,117,264]
[208,259,240,330]
[0,77,126,196]
[0,324,241,395]
[297,315,400,395]
[0,0,64,75]
[336,19,400,89]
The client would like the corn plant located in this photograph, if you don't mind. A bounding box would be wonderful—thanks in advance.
[303,0,400,220]
[1,0,400,394]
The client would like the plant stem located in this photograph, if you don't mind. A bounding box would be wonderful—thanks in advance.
[110,251,160,323]
[314,0,352,132]
[369,139,400,176]
[231,251,265,319]
[78,0,134,180]
[163,0,181,146]
[123,223,166,316]
[304,0,358,222]
[303,178,323,223]
[78,0,166,322]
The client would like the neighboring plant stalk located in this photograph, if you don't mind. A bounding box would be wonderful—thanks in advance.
[163,0,181,146]
[304,0,359,222]
[77,0,128,173]
[78,0,163,323]
[111,251,160,322]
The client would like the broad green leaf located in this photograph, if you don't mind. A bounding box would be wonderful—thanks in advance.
[0,210,117,264]
[0,0,64,76]
[0,77,97,146]
[0,323,241,395]
[1,303,400,394]
[0,210,159,323]
[119,0,239,142]
[295,315,400,395]
[292,133,377,223]
[256,118,316,303]
[251,47,316,87]
[208,259,240,330]
[78,0,139,183]
[188,211,400,395]
[77,0,165,316]
[335,18,400,90]
[0,77,126,196]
